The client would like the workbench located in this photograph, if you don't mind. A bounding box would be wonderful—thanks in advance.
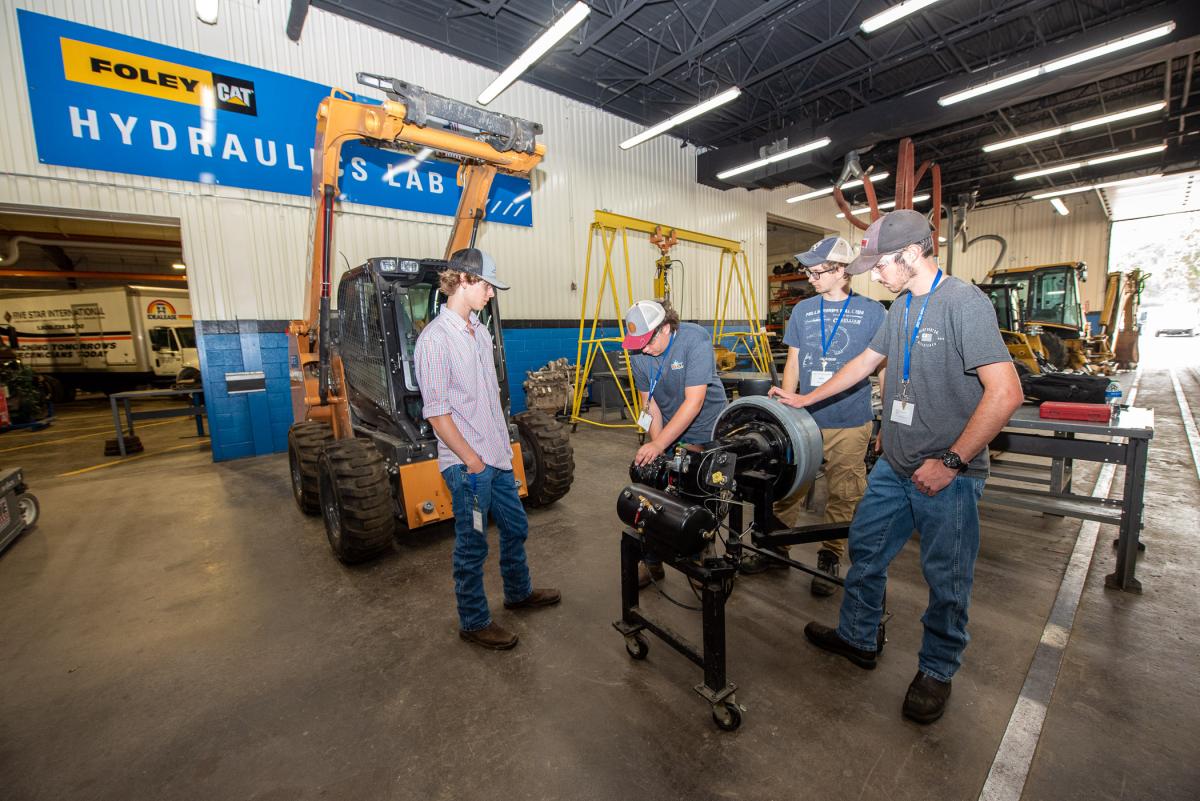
[108,388,207,457]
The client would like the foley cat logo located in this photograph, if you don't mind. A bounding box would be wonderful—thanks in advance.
[61,38,258,116]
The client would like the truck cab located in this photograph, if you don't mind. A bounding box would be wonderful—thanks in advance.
[147,325,199,383]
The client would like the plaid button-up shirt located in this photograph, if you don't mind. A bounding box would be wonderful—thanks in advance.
[414,305,513,471]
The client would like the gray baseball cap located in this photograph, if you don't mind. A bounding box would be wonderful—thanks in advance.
[797,235,855,267]
[845,209,933,275]
[448,248,510,290]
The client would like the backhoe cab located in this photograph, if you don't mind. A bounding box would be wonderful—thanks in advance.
[987,261,1098,372]
[287,75,574,564]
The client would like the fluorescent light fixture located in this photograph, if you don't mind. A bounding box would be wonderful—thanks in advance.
[717,136,832,181]
[1050,198,1070,216]
[1030,173,1161,199]
[982,102,1166,152]
[836,193,930,219]
[195,0,218,25]
[786,171,891,203]
[1014,143,1165,180]
[939,22,1176,106]
[861,0,944,34]
[620,87,741,150]
[477,1,590,105]
[938,236,948,244]
[172,262,187,270]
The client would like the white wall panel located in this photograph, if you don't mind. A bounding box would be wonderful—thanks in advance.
[0,0,840,321]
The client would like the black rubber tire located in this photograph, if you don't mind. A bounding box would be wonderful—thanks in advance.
[625,633,649,660]
[513,410,574,507]
[317,438,395,564]
[713,702,742,732]
[16,493,39,529]
[288,422,336,515]
[1040,331,1068,371]
[37,375,65,404]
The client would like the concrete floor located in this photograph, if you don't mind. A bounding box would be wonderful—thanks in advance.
[1,343,1198,800]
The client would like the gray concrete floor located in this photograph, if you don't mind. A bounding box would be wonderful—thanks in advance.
[1,353,1197,800]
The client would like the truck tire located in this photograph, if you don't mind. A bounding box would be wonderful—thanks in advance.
[288,421,335,515]
[1040,331,1068,371]
[514,410,574,507]
[317,438,395,564]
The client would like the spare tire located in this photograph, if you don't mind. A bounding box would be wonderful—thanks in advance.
[514,410,574,507]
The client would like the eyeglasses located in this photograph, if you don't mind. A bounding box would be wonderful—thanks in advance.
[802,265,841,278]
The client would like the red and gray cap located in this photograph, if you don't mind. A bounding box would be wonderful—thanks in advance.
[845,209,933,275]
[622,300,667,350]
[797,235,855,267]
[448,248,510,290]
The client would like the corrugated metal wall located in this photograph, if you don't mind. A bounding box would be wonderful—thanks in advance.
[0,0,840,322]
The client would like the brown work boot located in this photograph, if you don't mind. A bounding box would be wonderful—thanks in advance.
[459,622,518,650]
[503,588,562,610]
[638,562,666,588]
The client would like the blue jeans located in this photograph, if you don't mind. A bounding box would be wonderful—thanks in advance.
[836,458,986,682]
[442,465,533,631]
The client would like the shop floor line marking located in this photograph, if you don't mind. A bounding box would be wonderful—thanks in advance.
[1168,366,1200,483]
[58,439,210,477]
[5,421,124,438]
[978,367,1140,801]
[0,419,179,453]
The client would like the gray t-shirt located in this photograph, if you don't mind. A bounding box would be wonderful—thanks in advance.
[783,292,886,429]
[631,322,728,444]
[868,276,1011,477]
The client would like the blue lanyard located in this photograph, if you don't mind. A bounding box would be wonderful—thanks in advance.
[820,291,853,356]
[901,270,943,384]
[646,333,676,398]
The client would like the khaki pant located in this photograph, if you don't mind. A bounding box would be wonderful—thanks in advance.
[773,420,873,558]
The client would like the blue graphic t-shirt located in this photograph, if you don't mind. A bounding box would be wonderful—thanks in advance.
[782,292,886,429]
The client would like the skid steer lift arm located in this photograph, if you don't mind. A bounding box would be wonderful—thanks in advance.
[291,74,545,438]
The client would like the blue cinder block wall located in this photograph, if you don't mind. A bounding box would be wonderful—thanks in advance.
[195,320,293,462]
[196,319,759,462]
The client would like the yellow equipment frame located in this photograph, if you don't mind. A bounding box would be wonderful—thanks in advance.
[569,210,772,429]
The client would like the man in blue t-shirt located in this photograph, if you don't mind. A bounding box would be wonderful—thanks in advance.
[625,299,728,587]
[746,236,886,594]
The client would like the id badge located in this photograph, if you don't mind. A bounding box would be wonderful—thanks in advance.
[810,370,833,387]
[890,399,915,426]
[636,410,653,431]
[472,504,485,533]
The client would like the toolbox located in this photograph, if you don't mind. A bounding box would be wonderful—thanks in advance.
[1038,401,1113,423]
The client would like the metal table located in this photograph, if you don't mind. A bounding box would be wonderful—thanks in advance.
[109,388,207,457]
[986,405,1154,593]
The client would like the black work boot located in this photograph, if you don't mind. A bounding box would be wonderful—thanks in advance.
[803,622,876,670]
[739,547,789,574]
[810,548,840,597]
[902,671,952,724]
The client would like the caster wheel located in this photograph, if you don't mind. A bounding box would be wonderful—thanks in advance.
[625,633,649,660]
[712,701,742,732]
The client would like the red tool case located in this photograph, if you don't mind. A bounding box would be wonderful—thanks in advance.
[1038,401,1113,423]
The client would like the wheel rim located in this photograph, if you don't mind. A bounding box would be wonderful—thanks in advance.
[17,497,36,526]
[289,448,303,502]
[319,467,342,547]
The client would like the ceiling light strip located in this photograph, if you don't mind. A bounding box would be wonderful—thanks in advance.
[785,171,891,203]
[1030,174,1162,200]
[477,2,590,106]
[619,87,742,150]
[1050,198,1070,216]
[717,137,832,181]
[860,0,944,34]
[836,193,930,219]
[982,102,1166,153]
[939,22,1176,107]
[1014,144,1165,180]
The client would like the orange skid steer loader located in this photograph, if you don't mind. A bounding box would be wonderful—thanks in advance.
[287,74,574,564]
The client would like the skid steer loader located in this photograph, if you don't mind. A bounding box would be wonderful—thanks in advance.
[287,74,574,564]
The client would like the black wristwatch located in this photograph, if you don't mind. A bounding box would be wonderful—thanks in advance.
[941,450,969,472]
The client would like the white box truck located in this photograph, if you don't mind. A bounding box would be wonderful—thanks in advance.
[0,286,198,397]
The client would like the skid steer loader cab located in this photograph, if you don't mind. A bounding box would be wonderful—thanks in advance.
[287,76,573,565]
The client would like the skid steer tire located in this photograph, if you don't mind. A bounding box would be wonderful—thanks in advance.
[514,410,574,508]
[317,439,395,564]
[288,421,335,515]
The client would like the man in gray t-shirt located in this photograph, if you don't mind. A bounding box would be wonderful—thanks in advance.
[768,211,1023,724]
[624,299,728,587]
